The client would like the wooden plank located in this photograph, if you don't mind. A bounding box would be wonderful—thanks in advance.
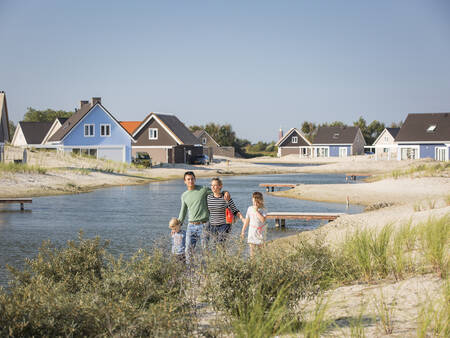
[259,183,298,187]
[0,198,32,204]
[267,212,344,221]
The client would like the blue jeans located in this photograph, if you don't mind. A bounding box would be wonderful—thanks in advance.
[185,222,208,265]
[205,224,231,247]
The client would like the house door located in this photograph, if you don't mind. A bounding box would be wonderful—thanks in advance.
[435,147,446,161]
[339,147,348,157]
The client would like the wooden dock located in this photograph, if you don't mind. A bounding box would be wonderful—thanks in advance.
[0,198,32,211]
[259,183,298,192]
[266,212,345,227]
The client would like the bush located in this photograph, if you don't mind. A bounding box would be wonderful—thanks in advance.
[202,239,342,318]
[0,233,195,337]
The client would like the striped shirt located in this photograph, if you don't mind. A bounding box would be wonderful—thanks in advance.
[207,193,240,226]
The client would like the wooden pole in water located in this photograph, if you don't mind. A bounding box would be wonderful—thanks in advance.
[346,196,350,208]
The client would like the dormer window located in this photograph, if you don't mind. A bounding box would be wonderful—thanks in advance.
[333,133,340,139]
[427,125,436,133]
[292,136,298,144]
[149,128,158,140]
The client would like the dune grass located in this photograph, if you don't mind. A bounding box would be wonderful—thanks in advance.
[0,162,47,175]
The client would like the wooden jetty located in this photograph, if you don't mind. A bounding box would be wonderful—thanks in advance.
[259,183,298,192]
[266,212,345,227]
[345,173,372,181]
[0,198,32,211]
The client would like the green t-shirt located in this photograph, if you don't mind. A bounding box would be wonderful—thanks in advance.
[178,185,211,224]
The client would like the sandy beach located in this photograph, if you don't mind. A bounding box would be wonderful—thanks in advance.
[1,148,448,336]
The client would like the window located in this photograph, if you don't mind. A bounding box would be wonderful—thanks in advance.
[333,133,340,139]
[100,124,111,137]
[384,136,389,142]
[149,128,158,140]
[202,137,207,145]
[84,124,94,137]
[292,136,298,144]
[427,125,436,133]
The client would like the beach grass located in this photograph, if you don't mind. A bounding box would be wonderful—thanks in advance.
[369,162,450,182]
[0,162,47,175]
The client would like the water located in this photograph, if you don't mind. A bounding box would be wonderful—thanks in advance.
[0,173,363,287]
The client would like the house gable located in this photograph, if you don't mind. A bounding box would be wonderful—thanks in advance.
[373,128,398,146]
[193,130,220,147]
[61,104,133,147]
[276,128,311,147]
[133,116,179,147]
[11,124,27,146]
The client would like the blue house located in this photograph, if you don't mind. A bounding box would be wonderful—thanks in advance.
[312,126,366,157]
[395,113,449,161]
[48,97,134,163]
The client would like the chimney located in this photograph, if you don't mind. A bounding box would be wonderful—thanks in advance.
[278,128,283,141]
[91,97,101,106]
[80,100,89,109]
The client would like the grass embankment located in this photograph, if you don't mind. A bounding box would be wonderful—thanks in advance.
[0,162,47,175]
[1,214,448,336]
[368,162,450,182]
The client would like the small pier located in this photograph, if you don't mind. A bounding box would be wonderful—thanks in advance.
[345,173,372,181]
[259,183,298,192]
[266,212,345,227]
[0,198,32,211]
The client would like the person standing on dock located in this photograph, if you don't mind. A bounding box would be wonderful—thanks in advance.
[177,171,230,265]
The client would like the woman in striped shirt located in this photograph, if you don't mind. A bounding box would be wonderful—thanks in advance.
[206,177,244,245]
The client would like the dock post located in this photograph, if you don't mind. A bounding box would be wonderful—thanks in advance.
[346,196,349,208]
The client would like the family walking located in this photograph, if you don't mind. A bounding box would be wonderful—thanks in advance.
[169,171,268,264]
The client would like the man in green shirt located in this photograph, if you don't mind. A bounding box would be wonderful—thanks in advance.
[178,171,229,264]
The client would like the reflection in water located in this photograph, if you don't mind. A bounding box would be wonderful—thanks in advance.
[0,173,363,287]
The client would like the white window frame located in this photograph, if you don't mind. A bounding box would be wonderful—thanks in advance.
[435,147,447,161]
[399,146,419,160]
[202,137,207,145]
[84,124,95,137]
[339,147,348,157]
[292,136,298,144]
[149,128,158,140]
[100,124,111,137]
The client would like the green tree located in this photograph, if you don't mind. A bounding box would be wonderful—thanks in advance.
[353,116,370,143]
[367,120,385,144]
[8,121,16,140]
[23,107,74,122]
[301,121,317,142]
[390,121,403,128]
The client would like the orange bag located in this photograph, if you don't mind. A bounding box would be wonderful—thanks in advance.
[226,208,233,224]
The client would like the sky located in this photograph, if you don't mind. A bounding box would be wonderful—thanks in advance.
[1,0,450,142]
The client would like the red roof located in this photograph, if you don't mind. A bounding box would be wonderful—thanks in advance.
[120,121,141,134]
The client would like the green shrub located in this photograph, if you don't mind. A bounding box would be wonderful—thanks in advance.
[202,239,341,318]
[0,233,195,337]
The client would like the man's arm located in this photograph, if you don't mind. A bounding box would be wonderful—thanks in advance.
[178,196,187,224]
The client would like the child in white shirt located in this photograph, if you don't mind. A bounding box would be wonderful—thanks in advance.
[240,192,267,257]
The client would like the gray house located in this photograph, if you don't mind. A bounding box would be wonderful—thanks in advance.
[312,126,366,157]
[193,129,235,158]
[275,128,312,157]
[132,113,203,164]
[395,113,449,161]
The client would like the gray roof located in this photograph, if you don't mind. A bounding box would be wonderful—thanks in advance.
[395,113,450,142]
[386,127,400,139]
[18,122,53,144]
[48,103,92,142]
[313,126,361,144]
[135,113,200,145]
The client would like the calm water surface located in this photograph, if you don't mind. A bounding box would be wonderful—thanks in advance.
[0,173,363,287]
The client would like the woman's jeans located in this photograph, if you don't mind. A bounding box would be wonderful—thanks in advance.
[185,222,208,265]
